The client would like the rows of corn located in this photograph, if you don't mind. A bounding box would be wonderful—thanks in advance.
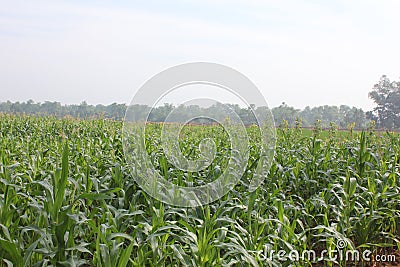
[0,114,399,266]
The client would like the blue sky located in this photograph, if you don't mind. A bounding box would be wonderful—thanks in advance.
[1,0,399,110]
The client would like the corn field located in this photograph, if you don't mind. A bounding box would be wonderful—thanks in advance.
[0,114,399,266]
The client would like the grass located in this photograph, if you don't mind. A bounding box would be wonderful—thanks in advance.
[0,114,399,266]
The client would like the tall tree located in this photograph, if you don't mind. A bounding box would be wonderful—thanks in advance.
[369,75,400,129]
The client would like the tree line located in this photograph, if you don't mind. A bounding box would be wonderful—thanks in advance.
[1,75,398,129]
[0,100,369,128]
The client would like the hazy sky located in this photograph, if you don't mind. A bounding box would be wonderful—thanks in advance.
[1,0,399,110]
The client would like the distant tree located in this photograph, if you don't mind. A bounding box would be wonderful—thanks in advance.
[148,103,173,122]
[76,101,89,118]
[41,101,62,116]
[106,103,126,120]
[272,102,300,126]
[369,75,400,129]
[300,106,313,126]
[347,107,366,128]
